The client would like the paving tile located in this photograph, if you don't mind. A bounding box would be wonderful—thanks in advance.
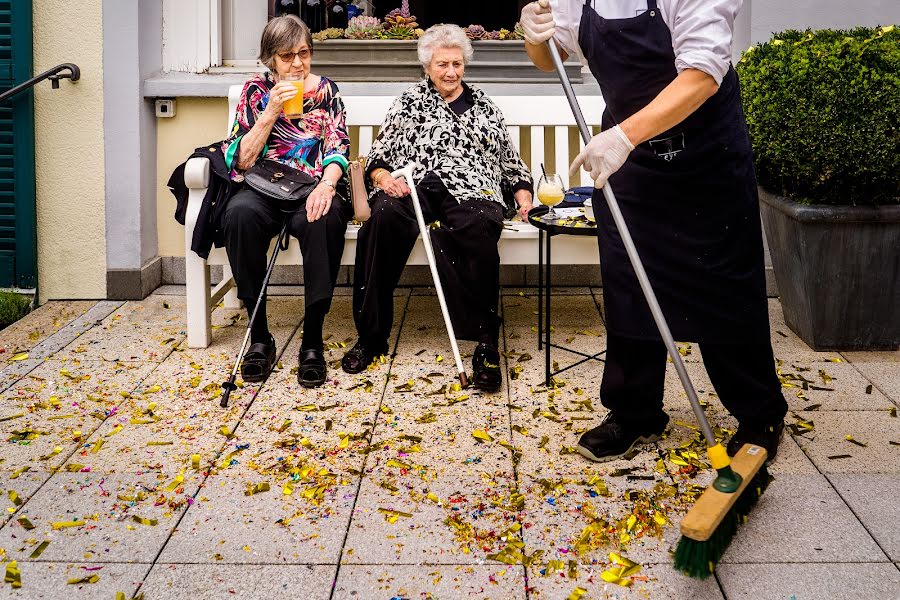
[0,301,97,357]
[342,470,520,565]
[717,562,900,600]
[0,359,159,474]
[55,298,188,363]
[0,562,147,600]
[527,562,724,600]
[140,563,336,599]
[333,564,526,599]
[0,471,50,527]
[841,351,900,405]
[828,474,900,561]
[777,360,894,411]
[720,474,888,563]
[790,410,900,474]
[0,472,193,563]
[157,466,357,565]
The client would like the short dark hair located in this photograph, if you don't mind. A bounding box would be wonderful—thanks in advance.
[259,15,313,70]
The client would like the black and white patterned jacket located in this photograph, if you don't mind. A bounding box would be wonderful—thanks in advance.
[366,79,533,205]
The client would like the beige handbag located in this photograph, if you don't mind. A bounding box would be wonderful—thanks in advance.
[348,158,371,222]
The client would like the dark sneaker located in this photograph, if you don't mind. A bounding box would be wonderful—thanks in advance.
[341,340,387,374]
[472,343,502,392]
[298,348,326,388]
[727,420,784,462]
[577,412,668,463]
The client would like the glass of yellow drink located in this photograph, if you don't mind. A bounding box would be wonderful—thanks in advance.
[282,74,304,119]
[537,173,565,221]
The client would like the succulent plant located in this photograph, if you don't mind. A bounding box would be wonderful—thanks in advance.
[312,27,344,41]
[498,28,512,40]
[383,25,418,40]
[414,28,425,38]
[511,22,526,40]
[464,24,487,40]
[345,15,383,39]
[485,30,502,40]
[385,0,418,29]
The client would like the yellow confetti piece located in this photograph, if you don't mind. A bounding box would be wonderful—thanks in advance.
[218,426,233,438]
[386,458,411,470]
[29,540,49,559]
[378,507,413,523]
[67,574,100,585]
[339,435,350,449]
[244,482,270,496]
[52,520,85,529]
[7,491,21,506]
[39,446,63,461]
[283,483,294,495]
[129,417,156,425]
[147,441,173,446]
[10,466,30,480]
[426,492,440,504]
[91,439,105,454]
[164,473,184,492]
[567,587,588,600]
[9,352,29,361]
[277,420,292,432]
[845,435,867,447]
[131,515,158,526]
[191,454,201,470]
[472,429,493,442]
[435,355,444,363]
[106,424,124,437]
[5,560,22,588]
[0,413,24,423]
[17,516,35,530]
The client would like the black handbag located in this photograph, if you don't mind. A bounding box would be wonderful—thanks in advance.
[244,159,317,208]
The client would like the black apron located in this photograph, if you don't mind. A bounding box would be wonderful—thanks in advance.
[579,0,770,343]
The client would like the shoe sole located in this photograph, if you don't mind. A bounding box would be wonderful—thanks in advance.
[576,433,662,463]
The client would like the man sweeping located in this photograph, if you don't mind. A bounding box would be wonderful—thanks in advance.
[520,0,787,463]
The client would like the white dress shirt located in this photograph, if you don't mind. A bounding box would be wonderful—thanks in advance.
[550,0,742,86]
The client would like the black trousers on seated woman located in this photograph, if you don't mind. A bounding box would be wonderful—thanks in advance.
[352,171,505,351]
[223,187,351,349]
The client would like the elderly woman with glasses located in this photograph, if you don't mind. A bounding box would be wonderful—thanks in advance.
[221,15,351,388]
[341,24,534,392]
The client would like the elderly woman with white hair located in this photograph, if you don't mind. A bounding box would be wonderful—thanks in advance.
[341,24,534,392]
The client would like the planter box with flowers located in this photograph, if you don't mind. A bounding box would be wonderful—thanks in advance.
[737,26,900,351]
[309,9,583,82]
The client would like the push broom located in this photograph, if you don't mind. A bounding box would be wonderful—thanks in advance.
[543,32,771,578]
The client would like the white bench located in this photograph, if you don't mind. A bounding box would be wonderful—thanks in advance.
[183,84,606,348]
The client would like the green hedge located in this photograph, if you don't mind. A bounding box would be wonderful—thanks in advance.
[737,26,900,205]
[0,291,31,330]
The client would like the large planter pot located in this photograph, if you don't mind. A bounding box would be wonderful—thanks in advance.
[759,188,900,351]
[312,39,583,83]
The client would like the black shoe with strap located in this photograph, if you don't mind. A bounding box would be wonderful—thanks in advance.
[727,420,784,463]
[298,348,326,388]
[240,334,276,383]
[472,343,502,392]
[341,339,387,374]
[577,412,669,463]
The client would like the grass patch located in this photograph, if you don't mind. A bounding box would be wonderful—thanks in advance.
[0,291,32,330]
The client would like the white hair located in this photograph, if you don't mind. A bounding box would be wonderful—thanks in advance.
[417,24,474,68]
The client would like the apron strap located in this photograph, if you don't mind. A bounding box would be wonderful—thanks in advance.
[647,0,659,10]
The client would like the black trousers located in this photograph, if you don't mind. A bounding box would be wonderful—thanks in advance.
[352,173,505,348]
[600,333,787,429]
[222,187,351,323]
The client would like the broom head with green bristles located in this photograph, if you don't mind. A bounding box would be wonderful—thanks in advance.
[673,443,772,578]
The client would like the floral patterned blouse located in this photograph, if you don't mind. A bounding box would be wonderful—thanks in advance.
[366,79,533,205]
[222,72,350,180]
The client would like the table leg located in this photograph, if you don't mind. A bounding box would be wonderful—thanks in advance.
[545,232,552,385]
[537,229,543,350]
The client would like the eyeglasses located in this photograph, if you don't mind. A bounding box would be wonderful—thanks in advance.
[277,49,311,62]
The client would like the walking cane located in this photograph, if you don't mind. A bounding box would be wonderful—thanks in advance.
[220,222,289,408]
[393,164,469,388]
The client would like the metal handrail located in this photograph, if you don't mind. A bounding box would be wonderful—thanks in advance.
[0,63,80,104]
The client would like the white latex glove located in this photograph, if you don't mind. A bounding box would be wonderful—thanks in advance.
[521,0,555,46]
[569,125,635,188]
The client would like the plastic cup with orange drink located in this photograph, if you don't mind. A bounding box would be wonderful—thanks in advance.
[282,74,304,119]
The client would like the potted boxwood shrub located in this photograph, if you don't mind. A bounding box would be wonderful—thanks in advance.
[737,26,900,351]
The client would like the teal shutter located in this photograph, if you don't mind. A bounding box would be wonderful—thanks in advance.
[0,0,36,288]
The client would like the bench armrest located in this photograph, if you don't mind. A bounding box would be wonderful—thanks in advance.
[185,157,211,189]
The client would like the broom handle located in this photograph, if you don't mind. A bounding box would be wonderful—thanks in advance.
[547,42,717,447]
[392,165,468,387]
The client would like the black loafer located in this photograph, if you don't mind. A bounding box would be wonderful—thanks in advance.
[472,343,502,392]
[727,420,784,462]
[341,340,386,374]
[577,412,668,463]
[298,348,327,388]
[240,334,276,383]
